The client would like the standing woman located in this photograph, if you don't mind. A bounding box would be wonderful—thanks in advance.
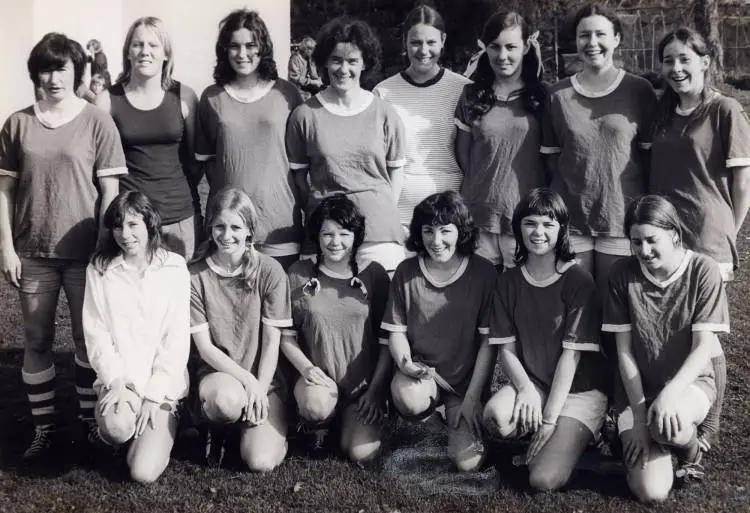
[454,10,547,269]
[0,33,126,461]
[649,27,750,450]
[196,9,303,270]
[541,3,657,290]
[96,17,201,260]
[373,5,470,235]
[286,16,407,275]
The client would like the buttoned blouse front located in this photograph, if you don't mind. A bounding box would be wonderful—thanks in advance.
[82,250,191,402]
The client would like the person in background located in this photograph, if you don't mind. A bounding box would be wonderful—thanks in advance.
[288,36,323,100]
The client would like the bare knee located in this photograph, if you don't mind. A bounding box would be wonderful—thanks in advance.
[241,443,286,473]
[450,430,485,473]
[345,439,381,463]
[128,454,168,484]
[627,470,672,503]
[390,372,437,418]
[648,422,694,448]
[200,377,245,423]
[98,411,136,446]
[294,379,337,423]
[483,388,516,438]
[529,465,571,491]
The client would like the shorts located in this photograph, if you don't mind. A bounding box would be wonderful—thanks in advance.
[514,382,608,436]
[570,235,631,256]
[616,381,715,434]
[475,231,516,268]
[19,257,86,294]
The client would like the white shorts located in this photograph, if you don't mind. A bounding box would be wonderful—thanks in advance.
[476,231,516,267]
[617,383,712,434]
[570,235,631,256]
[716,262,734,282]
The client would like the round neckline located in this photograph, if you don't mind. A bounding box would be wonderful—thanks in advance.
[223,80,276,104]
[571,68,625,98]
[399,67,445,88]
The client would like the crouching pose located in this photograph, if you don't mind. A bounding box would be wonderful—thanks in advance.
[83,192,190,483]
[383,191,497,472]
[281,195,391,461]
[189,187,290,471]
[483,188,608,491]
[603,195,729,502]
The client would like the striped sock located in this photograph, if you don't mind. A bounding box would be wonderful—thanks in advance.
[700,353,727,444]
[75,356,97,421]
[22,365,57,428]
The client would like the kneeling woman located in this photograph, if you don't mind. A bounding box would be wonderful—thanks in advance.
[281,195,391,462]
[483,188,608,491]
[189,187,290,471]
[83,192,190,483]
[383,191,497,472]
[603,195,728,502]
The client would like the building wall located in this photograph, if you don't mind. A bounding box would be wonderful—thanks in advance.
[0,0,290,123]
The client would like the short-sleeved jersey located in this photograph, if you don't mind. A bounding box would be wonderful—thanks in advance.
[285,259,390,398]
[489,262,606,394]
[541,71,657,237]
[189,253,292,389]
[0,102,127,260]
[650,92,750,269]
[195,81,303,246]
[381,255,496,395]
[374,69,470,225]
[455,87,547,235]
[285,93,406,248]
[602,250,729,400]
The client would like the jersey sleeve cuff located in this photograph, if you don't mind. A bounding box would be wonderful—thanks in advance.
[692,323,730,333]
[387,158,406,168]
[280,328,297,338]
[381,321,407,333]
[378,336,390,346]
[0,168,18,178]
[195,153,214,162]
[488,335,515,345]
[454,118,471,132]
[726,157,750,168]
[190,322,209,334]
[540,146,561,155]
[562,340,601,352]
[289,162,309,170]
[262,317,293,328]
[96,166,128,177]
[602,323,631,333]
[637,142,653,150]
[477,327,489,335]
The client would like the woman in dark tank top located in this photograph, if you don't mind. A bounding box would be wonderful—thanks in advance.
[95,16,201,259]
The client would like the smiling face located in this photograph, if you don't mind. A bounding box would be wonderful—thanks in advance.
[520,215,560,258]
[421,223,459,264]
[113,211,150,260]
[319,219,355,266]
[128,25,167,80]
[405,23,445,76]
[211,209,250,259]
[576,14,620,71]
[325,42,365,93]
[38,58,76,103]
[629,223,681,275]
[227,28,261,78]
[486,25,527,81]
[661,40,709,99]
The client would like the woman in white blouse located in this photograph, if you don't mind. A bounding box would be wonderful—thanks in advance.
[82,191,190,483]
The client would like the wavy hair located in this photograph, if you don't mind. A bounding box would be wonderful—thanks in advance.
[91,191,165,273]
[27,33,87,90]
[313,16,381,86]
[116,17,175,90]
[307,194,366,278]
[407,191,478,257]
[511,188,575,266]
[465,11,546,121]
[213,9,278,86]
[193,187,261,290]
[571,3,623,40]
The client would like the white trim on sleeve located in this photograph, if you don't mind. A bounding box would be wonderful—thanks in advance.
[387,158,406,168]
[289,162,309,170]
[381,321,407,333]
[602,323,631,333]
[0,169,18,178]
[727,157,750,168]
[262,317,293,328]
[637,142,653,150]
[195,153,214,162]
[96,166,128,177]
[454,118,471,132]
[378,337,390,346]
[280,328,297,338]
[190,323,210,334]
[540,146,561,154]
[562,341,601,352]
[692,323,730,333]
[477,327,490,335]
[488,336,516,345]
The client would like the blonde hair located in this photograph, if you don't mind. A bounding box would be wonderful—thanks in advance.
[116,16,175,90]
[193,187,261,290]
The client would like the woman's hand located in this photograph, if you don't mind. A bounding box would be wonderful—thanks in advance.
[241,375,268,426]
[98,378,137,416]
[526,422,556,463]
[623,421,651,469]
[511,385,543,435]
[356,387,386,425]
[399,356,432,380]
[454,395,483,438]
[135,400,161,437]
[1,248,21,288]
[303,365,336,389]
[648,384,683,440]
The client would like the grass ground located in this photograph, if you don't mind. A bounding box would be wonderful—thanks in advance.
[1,91,750,513]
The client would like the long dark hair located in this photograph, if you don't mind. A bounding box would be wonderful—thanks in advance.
[213,9,278,86]
[465,11,545,122]
[307,194,366,279]
[91,191,165,273]
[655,27,714,131]
[407,191,478,257]
[511,188,575,266]
[27,33,87,90]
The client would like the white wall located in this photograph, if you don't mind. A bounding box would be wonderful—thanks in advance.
[0,0,290,123]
